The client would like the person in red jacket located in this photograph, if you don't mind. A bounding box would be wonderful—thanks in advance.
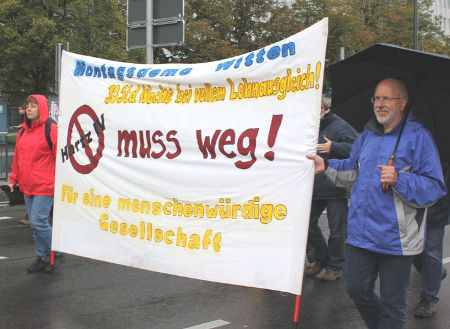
[9,94,57,273]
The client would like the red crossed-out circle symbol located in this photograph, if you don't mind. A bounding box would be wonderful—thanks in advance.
[67,105,105,174]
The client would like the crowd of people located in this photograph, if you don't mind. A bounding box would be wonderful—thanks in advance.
[7,78,449,329]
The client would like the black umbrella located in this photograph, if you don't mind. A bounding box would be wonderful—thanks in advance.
[329,43,450,164]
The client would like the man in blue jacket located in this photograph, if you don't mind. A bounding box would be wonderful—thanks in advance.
[305,96,357,281]
[307,78,447,329]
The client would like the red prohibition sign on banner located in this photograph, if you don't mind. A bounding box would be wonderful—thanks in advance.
[67,105,105,174]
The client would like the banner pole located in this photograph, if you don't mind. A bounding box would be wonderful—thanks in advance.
[50,250,55,265]
[292,294,301,328]
[146,0,154,64]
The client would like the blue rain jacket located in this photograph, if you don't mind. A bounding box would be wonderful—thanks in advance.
[325,114,447,256]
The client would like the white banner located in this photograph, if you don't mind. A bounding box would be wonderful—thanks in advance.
[52,18,328,294]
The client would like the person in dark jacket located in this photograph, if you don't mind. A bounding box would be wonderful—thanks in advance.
[9,95,57,273]
[305,95,358,281]
[412,163,449,317]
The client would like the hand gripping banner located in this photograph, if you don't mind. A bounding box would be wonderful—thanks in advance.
[52,18,328,295]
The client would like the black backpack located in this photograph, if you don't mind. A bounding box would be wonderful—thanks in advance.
[18,118,56,150]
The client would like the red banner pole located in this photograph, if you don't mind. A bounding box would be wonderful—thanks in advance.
[50,250,55,265]
[293,294,301,328]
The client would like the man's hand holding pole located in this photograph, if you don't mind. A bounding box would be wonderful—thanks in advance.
[378,164,398,187]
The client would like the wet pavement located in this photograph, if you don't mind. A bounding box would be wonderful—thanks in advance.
[0,201,449,329]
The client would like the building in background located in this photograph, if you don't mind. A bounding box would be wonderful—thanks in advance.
[430,0,450,35]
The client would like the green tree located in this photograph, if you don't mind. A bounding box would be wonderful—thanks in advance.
[65,0,129,62]
[288,0,448,62]
[163,0,239,63]
[164,0,280,63]
[0,0,131,105]
[0,0,60,104]
[343,0,448,57]
[229,0,275,51]
[1,0,448,107]
[262,2,306,44]
[290,0,362,64]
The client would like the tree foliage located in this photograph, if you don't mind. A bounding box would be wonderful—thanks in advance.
[0,0,448,106]
[0,0,59,104]
[0,0,130,105]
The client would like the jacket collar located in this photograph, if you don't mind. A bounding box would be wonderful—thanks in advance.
[364,112,410,136]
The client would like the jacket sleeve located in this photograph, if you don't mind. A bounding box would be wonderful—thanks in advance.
[325,130,366,188]
[393,129,447,207]
[329,120,358,159]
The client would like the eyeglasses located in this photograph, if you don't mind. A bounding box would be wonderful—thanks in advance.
[371,96,403,103]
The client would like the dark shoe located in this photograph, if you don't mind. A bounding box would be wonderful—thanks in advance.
[44,263,55,273]
[414,295,437,318]
[306,248,315,263]
[27,257,49,273]
[442,267,447,280]
[305,265,323,277]
[321,270,342,282]
[44,253,64,273]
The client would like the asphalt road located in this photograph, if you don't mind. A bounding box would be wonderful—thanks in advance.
[0,202,449,329]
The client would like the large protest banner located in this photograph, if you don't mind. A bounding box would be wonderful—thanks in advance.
[52,18,328,295]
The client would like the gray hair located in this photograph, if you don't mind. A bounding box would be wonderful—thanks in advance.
[397,79,408,99]
[376,78,409,99]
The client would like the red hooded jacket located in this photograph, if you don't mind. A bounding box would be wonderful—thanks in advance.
[9,95,57,196]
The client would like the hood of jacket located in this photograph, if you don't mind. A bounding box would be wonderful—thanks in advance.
[24,94,49,129]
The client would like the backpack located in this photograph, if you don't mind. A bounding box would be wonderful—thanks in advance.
[18,118,56,150]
